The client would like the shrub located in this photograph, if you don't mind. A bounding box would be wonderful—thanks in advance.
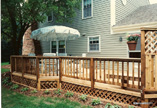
[21,87,29,92]
[91,98,101,106]
[2,77,9,85]
[7,82,13,86]
[31,89,38,93]
[10,84,19,90]
[79,94,87,101]
[64,91,73,97]
[54,89,62,95]
[105,103,121,108]
[128,106,134,108]
[44,89,50,94]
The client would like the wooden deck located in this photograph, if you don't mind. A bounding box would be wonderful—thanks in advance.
[10,28,157,108]
[12,71,140,97]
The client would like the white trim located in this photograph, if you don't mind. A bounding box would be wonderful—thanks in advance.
[87,35,101,53]
[110,0,116,34]
[112,22,157,34]
[82,0,93,19]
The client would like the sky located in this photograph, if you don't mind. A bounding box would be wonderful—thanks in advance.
[149,0,157,4]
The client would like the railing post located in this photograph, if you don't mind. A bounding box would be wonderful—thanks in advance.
[10,56,13,81]
[22,56,24,77]
[121,62,124,89]
[36,56,40,90]
[59,58,62,84]
[141,30,146,100]
[90,58,94,90]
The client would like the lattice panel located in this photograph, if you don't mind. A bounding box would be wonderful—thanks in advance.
[61,82,141,106]
[145,31,157,54]
[149,98,157,108]
[40,81,57,89]
[12,75,37,88]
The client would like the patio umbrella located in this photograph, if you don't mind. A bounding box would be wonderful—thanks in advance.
[30,25,80,56]
[31,25,80,41]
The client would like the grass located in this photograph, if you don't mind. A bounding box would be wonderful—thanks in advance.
[1,62,10,73]
[2,87,91,108]
[1,62,9,66]
[1,64,91,108]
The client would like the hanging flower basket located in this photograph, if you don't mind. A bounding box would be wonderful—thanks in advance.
[127,34,140,50]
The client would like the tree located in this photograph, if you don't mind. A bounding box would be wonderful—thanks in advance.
[2,0,81,55]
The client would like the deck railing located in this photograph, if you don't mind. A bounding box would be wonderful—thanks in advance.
[37,56,60,77]
[11,56,37,76]
[93,58,141,90]
[61,57,91,81]
[11,56,141,91]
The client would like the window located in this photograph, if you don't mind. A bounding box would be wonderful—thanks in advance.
[47,12,53,22]
[88,36,100,52]
[59,40,65,53]
[51,41,56,53]
[82,0,93,19]
[51,40,66,53]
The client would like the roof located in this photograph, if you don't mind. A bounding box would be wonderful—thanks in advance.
[115,4,157,27]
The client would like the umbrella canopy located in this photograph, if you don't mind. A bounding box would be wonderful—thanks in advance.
[31,25,80,41]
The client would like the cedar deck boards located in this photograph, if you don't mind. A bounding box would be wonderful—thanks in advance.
[12,72,140,97]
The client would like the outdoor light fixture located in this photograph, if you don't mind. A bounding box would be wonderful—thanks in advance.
[82,33,86,36]
[119,37,123,42]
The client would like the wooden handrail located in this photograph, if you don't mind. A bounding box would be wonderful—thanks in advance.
[10,55,142,92]
[93,58,141,62]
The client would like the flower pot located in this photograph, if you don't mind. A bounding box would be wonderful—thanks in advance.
[127,41,137,50]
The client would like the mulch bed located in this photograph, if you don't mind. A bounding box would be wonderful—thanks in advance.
[1,64,11,69]
[2,72,132,108]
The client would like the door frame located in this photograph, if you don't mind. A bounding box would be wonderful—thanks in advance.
[50,40,66,55]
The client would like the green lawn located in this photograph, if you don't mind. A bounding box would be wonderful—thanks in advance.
[1,62,10,73]
[2,87,91,108]
[1,62,91,108]
[1,62,9,66]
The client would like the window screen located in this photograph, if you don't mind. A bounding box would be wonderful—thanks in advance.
[89,37,99,51]
[83,0,92,18]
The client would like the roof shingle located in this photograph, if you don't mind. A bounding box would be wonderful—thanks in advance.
[115,4,157,26]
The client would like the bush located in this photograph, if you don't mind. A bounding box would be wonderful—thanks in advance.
[91,98,101,106]
[128,106,134,108]
[7,82,13,86]
[21,87,29,92]
[44,89,50,94]
[79,94,87,101]
[64,91,73,98]
[2,77,9,85]
[54,89,62,95]
[105,103,121,108]
[10,84,19,90]
[31,89,38,93]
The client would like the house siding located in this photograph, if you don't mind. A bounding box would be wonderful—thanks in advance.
[38,0,149,58]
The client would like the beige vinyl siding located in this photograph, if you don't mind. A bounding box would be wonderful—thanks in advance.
[40,41,50,53]
[38,0,149,58]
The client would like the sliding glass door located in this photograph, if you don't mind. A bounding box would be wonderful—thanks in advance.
[50,40,66,54]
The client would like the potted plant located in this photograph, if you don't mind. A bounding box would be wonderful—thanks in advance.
[127,34,140,50]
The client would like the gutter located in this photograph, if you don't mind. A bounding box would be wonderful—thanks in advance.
[112,22,157,34]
